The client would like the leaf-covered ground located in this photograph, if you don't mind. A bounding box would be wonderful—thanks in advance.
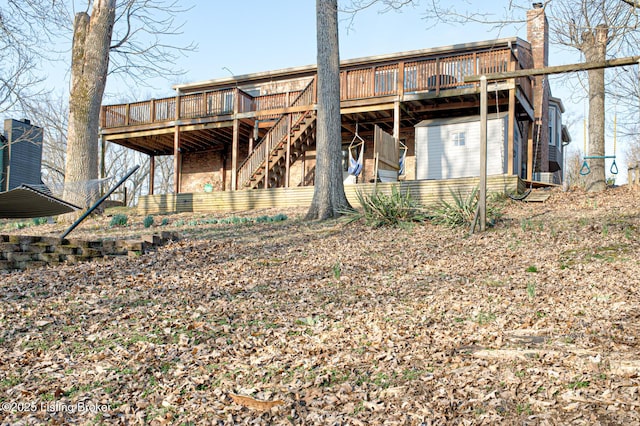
[1,186,639,425]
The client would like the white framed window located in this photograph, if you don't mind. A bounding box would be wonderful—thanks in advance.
[451,131,466,147]
[549,106,557,146]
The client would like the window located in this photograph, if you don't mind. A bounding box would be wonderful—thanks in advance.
[549,106,557,146]
[451,131,466,147]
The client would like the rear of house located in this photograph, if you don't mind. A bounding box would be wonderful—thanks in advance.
[99,3,569,212]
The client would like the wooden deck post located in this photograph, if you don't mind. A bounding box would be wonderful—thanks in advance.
[397,61,405,99]
[393,100,400,141]
[507,87,516,174]
[301,151,306,186]
[285,114,292,188]
[173,126,180,193]
[149,154,155,195]
[150,99,156,123]
[231,88,240,191]
[231,119,239,190]
[173,90,181,194]
[527,122,534,181]
[264,133,270,189]
[479,76,488,232]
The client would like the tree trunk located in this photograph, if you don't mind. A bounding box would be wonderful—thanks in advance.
[64,0,115,210]
[582,25,608,192]
[306,0,351,220]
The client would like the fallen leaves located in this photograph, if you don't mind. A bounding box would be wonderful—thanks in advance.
[0,187,639,424]
[229,393,284,411]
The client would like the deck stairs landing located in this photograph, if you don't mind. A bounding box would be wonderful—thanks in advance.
[237,79,316,190]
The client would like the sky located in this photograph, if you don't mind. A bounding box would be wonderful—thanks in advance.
[48,0,634,182]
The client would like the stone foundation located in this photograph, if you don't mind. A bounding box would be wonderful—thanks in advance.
[0,232,179,270]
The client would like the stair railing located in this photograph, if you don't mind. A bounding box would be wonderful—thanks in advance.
[237,77,316,188]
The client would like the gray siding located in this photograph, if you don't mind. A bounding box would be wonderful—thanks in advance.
[3,119,43,190]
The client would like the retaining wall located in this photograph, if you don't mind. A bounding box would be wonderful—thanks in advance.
[0,232,178,270]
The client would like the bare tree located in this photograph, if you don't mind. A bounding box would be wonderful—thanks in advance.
[306,0,351,220]
[63,0,116,211]
[153,155,174,194]
[61,0,194,212]
[102,142,150,206]
[0,1,67,115]
[564,146,590,188]
[545,0,637,191]
[107,0,196,88]
[26,96,69,190]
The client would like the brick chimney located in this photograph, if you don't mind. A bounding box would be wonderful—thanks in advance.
[527,2,549,173]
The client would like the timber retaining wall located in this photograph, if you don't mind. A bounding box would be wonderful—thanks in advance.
[138,175,524,215]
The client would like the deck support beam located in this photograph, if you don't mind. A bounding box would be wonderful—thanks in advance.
[507,87,516,174]
[149,155,155,195]
[527,122,534,181]
[231,119,239,190]
[173,126,180,193]
[231,88,240,191]
[479,76,488,232]
[393,100,400,140]
[286,114,292,188]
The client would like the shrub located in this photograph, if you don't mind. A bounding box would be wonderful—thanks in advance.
[109,214,128,227]
[343,187,428,228]
[160,218,169,226]
[270,213,288,222]
[431,187,503,228]
[32,217,48,226]
[143,215,154,228]
[255,215,270,223]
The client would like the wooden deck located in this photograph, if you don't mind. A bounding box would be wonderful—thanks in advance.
[137,174,524,215]
[101,40,534,156]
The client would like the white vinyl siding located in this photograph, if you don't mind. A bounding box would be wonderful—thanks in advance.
[415,115,508,180]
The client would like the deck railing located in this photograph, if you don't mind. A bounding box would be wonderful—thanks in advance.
[101,47,523,129]
[237,79,316,188]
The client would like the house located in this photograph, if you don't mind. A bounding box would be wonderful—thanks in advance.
[100,3,570,212]
[1,118,44,192]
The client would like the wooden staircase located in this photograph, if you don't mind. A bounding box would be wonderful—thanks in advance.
[237,79,316,190]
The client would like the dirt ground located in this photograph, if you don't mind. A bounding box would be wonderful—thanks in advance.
[1,185,639,425]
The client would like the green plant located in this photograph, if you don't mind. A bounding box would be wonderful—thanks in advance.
[516,403,532,415]
[32,217,48,226]
[143,215,154,228]
[343,187,428,228]
[525,265,538,273]
[432,188,477,227]
[476,311,496,325]
[13,221,27,229]
[270,213,288,222]
[432,187,503,228]
[527,282,536,299]
[160,218,169,226]
[109,214,128,227]
[567,379,590,390]
[332,262,341,280]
